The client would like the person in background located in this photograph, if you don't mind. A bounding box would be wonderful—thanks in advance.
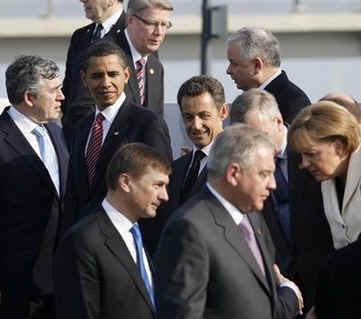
[226,27,310,124]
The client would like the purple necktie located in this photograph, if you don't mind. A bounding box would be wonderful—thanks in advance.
[239,215,265,276]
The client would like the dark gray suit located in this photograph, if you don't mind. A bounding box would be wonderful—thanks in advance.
[154,187,299,319]
[54,207,155,319]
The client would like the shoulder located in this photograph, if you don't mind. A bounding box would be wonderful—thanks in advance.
[71,22,94,39]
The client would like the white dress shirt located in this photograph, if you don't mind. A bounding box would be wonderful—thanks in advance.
[95,8,123,38]
[186,141,214,178]
[102,198,153,287]
[259,68,282,90]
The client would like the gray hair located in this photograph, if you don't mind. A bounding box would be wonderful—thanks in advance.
[227,27,280,67]
[230,89,281,124]
[127,0,173,15]
[6,55,60,105]
[208,124,274,178]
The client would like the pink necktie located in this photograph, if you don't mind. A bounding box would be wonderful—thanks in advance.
[239,215,265,276]
[136,58,146,105]
[86,113,105,186]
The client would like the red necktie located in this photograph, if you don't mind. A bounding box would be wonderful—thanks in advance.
[86,113,105,186]
[136,58,146,105]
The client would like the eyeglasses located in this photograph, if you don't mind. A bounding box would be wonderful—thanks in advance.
[132,14,172,31]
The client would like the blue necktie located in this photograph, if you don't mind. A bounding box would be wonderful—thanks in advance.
[130,223,155,307]
[33,125,60,195]
[274,157,291,243]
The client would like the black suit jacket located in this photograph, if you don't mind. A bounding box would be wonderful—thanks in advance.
[0,108,69,308]
[110,30,164,117]
[65,99,172,227]
[54,207,155,319]
[265,70,311,124]
[315,235,361,319]
[154,188,299,319]
[62,12,127,142]
[141,152,207,256]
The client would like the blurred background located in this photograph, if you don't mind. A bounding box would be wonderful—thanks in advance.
[1,0,361,106]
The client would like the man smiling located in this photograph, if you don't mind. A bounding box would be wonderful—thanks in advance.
[142,75,228,256]
[64,40,172,228]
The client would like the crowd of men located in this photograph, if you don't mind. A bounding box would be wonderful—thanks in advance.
[0,0,360,319]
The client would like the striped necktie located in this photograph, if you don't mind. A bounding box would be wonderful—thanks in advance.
[136,58,146,105]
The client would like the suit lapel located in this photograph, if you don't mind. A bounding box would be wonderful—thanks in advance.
[205,189,272,294]
[96,209,155,313]
[0,111,60,198]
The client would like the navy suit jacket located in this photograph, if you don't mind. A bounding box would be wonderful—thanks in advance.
[155,188,299,319]
[0,108,69,302]
[265,70,310,124]
[62,12,127,142]
[54,207,155,319]
[110,30,164,117]
[64,99,172,228]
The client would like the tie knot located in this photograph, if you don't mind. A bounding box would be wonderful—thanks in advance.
[194,150,206,162]
[95,112,105,123]
[136,58,146,70]
[32,125,46,137]
[130,223,142,240]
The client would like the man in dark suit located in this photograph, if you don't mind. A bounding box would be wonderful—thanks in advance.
[230,88,297,278]
[62,0,126,142]
[309,235,361,319]
[155,124,303,319]
[142,75,228,255]
[0,55,69,319]
[226,27,310,124]
[55,143,170,319]
[65,41,172,227]
[109,0,173,117]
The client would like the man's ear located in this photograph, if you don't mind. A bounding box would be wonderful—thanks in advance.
[225,162,241,186]
[253,56,264,75]
[23,90,35,107]
[123,66,130,84]
[219,103,229,121]
[81,70,88,88]
[118,173,132,193]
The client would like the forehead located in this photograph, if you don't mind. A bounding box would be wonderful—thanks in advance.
[245,110,273,130]
[38,76,61,90]
[181,92,218,113]
[138,165,169,182]
[87,54,124,71]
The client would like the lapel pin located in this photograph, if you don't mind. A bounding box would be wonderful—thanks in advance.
[113,131,119,136]
[149,68,155,75]
[116,29,121,33]
[256,229,262,236]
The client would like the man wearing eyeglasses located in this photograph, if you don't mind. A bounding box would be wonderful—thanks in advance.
[62,0,126,145]
[110,0,173,117]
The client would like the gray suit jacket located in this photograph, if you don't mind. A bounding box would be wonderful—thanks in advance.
[154,187,299,319]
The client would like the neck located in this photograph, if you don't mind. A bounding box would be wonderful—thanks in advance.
[261,67,279,85]
[106,191,137,224]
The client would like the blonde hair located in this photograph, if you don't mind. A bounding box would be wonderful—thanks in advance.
[288,101,361,154]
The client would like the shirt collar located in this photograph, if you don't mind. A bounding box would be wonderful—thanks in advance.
[95,92,126,123]
[259,68,282,90]
[192,140,214,158]
[8,106,40,133]
[206,183,245,225]
[99,8,123,35]
[278,125,288,159]
[102,198,135,233]
[124,28,148,68]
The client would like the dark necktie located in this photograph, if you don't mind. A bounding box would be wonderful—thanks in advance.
[136,58,146,105]
[181,150,206,202]
[91,23,103,43]
[239,215,265,276]
[130,223,155,307]
[86,113,105,186]
[274,156,291,243]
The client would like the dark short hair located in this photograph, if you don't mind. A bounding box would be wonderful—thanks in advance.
[6,55,60,105]
[81,40,129,72]
[106,143,171,191]
[177,75,225,111]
